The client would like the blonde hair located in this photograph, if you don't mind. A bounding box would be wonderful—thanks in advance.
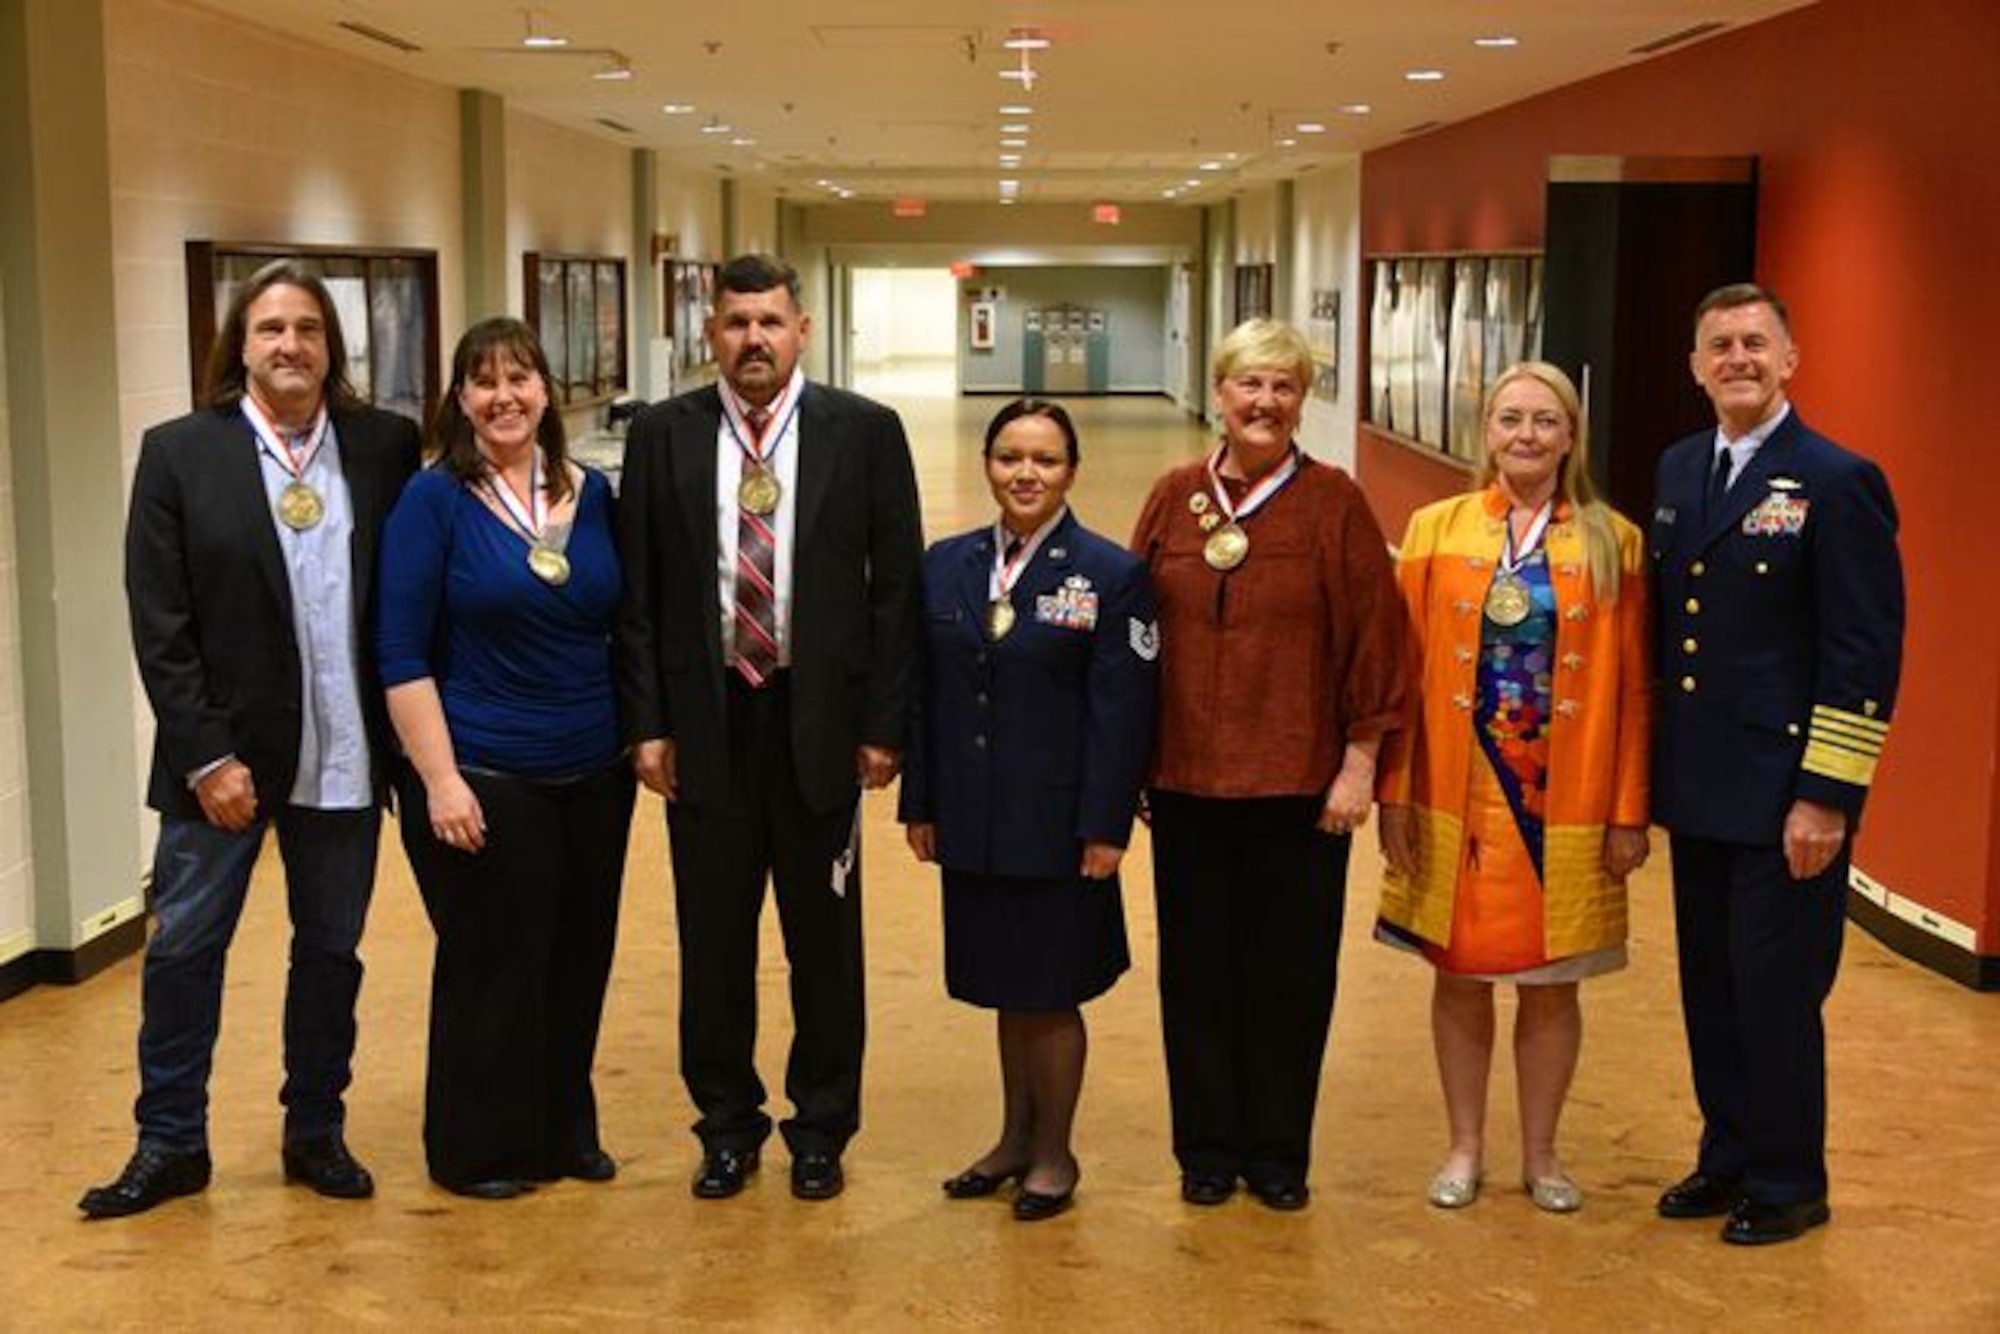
[1211,319,1315,388]
[1473,361,1622,602]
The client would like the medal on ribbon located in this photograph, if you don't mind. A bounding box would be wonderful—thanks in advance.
[726,376,802,518]
[1200,443,1300,572]
[243,399,330,532]
[986,510,1063,642]
[1483,499,1552,628]
[483,448,572,586]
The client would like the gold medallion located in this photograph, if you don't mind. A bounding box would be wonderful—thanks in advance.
[1188,493,1211,515]
[1198,511,1222,532]
[985,598,1017,641]
[738,467,782,516]
[1482,573,1532,627]
[1203,523,1249,572]
[527,544,572,586]
[277,481,324,531]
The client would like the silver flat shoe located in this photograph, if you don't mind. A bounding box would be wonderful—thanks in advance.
[1427,1170,1481,1209]
[1524,1173,1582,1213]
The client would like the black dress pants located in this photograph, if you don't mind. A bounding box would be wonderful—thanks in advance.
[397,758,634,1189]
[1669,833,1847,1205]
[1149,791,1350,1187]
[667,674,866,1157]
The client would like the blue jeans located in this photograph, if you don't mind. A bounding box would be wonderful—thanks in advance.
[136,806,380,1152]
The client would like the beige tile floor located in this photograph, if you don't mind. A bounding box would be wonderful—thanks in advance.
[5,373,1998,1330]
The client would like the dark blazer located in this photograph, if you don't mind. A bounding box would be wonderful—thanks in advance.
[615,381,924,814]
[1649,409,1904,845]
[899,511,1158,880]
[125,401,422,820]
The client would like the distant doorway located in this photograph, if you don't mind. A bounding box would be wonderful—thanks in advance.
[849,267,957,401]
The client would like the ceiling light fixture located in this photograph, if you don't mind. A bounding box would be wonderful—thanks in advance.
[699,117,733,134]
[662,103,696,115]
[519,8,567,48]
[999,104,1034,116]
[593,54,634,81]
[1199,161,1223,171]
[1296,121,1327,133]
[999,30,1042,89]
[1339,103,1371,114]
[1001,138,1028,148]
[1003,29,1051,51]
[1405,69,1446,81]
[1000,123,1030,134]
[999,154,1023,167]
[1473,35,1519,48]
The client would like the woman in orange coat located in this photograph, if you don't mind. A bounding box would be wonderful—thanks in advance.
[1376,361,1650,1214]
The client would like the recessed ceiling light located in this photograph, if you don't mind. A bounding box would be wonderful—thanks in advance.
[999,104,1034,116]
[999,68,1033,83]
[999,155,1022,167]
[731,137,756,147]
[999,179,1020,191]
[1003,30,1051,51]
[1339,103,1371,115]
[1001,138,1028,148]
[1278,137,1297,147]
[1296,121,1327,133]
[662,103,696,115]
[1473,35,1519,49]
[1000,123,1030,134]
[1199,161,1223,171]
[1405,69,1446,81]
[1183,179,1201,188]
[700,122,733,134]
[593,60,633,82]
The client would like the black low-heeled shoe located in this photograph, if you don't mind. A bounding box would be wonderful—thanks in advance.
[447,1178,534,1201]
[563,1149,618,1183]
[1012,1184,1076,1222]
[941,1165,1027,1199]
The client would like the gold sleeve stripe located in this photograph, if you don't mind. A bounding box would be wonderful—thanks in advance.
[1809,721,1886,755]
[1802,740,1879,786]
[1812,704,1890,738]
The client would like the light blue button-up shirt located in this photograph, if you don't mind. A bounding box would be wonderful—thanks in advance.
[252,414,372,810]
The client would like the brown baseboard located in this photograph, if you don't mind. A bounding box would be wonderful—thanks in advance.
[0,914,148,1003]
[1847,890,2000,991]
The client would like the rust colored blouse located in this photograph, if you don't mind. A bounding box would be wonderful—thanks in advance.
[1131,454,1404,799]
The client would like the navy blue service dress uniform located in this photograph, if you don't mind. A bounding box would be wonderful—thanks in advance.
[900,510,1158,1009]
[1650,407,1904,1210]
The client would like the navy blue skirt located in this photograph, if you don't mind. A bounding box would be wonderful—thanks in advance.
[941,867,1130,1011]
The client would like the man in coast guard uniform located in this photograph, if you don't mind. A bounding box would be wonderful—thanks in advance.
[1650,283,1904,1245]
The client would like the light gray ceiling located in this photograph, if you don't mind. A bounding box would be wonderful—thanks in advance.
[193,1,1816,203]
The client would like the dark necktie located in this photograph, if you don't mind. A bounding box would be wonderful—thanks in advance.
[733,407,779,685]
[1706,446,1732,521]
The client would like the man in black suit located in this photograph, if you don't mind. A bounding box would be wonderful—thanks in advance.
[1650,283,1904,1245]
[80,261,420,1219]
[617,253,923,1201]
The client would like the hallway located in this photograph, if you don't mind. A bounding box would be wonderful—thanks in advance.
[4,391,1997,1331]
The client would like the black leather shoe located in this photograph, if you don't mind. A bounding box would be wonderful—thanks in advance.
[446,1178,533,1201]
[1012,1185,1076,1222]
[1657,1170,1744,1219]
[1180,1173,1235,1206]
[562,1149,618,1183]
[79,1146,212,1219]
[282,1135,375,1199]
[1249,1178,1311,1212]
[942,1164,1026,1199]
[1722,1198,1830,1245]
[791,1152,845,1200]
[692,1147,760,1199]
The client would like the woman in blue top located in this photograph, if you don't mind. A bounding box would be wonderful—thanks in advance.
[901,399,1158,1221]
[378,318,633,1200]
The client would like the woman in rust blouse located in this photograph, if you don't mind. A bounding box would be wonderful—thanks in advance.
[1132,320,1403,1210]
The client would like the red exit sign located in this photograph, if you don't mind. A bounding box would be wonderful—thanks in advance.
[1092,203,1121,225]
[892,198,927,218]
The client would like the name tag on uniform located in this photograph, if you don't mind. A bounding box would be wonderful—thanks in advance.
[1036,574,1098,631]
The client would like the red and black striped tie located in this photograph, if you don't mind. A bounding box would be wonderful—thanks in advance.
[733,407,779,685]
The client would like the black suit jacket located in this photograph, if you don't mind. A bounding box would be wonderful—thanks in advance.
[615,382,924,814]
[1649,408,1904,845]
[125,401,422,820]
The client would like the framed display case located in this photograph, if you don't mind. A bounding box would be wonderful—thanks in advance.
[1233,262,1274,324]
[186,240,441,426]
[1365,251,1543,463]
[662,258,718,375]
[522,252,629,406]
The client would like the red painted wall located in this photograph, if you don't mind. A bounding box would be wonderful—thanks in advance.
[1357,0,2000,953]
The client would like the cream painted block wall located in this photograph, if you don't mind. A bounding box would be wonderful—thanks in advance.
[103,0,464,811]
[502,109,632,319]
[0,266,34,960]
